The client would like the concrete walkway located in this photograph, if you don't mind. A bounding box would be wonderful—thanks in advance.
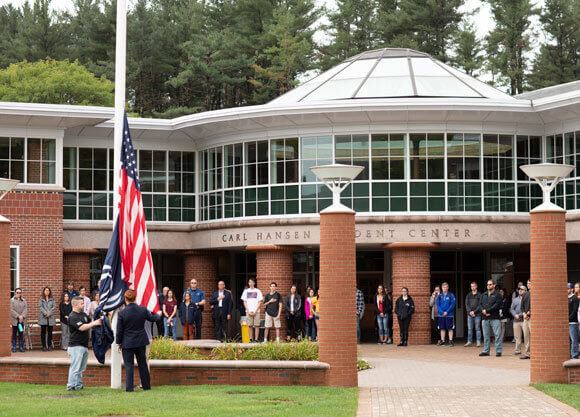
[357,343,579,417]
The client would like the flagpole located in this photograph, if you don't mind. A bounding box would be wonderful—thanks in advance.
[111,0,127,390]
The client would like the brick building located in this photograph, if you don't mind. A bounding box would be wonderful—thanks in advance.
[2,48,580,344]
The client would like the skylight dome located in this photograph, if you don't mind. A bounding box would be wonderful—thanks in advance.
[270,48,516,104]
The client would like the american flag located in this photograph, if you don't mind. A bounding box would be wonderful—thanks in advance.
[117,114,160,313]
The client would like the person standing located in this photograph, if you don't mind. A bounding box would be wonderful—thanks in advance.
[356,288,365,343]
[210,280,233,342]
[394,287,414,346]
[178,292,196,340]
[64,282,79,299]
[464,282,482,347]
[375,285,392,345]
[498,287,510,342]
[162,289,178,341]
[78,286,91,317]
[38,286,56,351]
[10,288,27,353]
[59,293,73,350]
[284,285,301,341]
[429,285,440,342]
[241,278,263,342]
[183,279,206,339]
[116,289,162,392]
[568,282,579,359]
[66,296,102,391]
[520,280,531,360]
[155,287,168,337]
[305,288,317,342]
[436,282,456,347]
[479,280,503,357]
[510,285,526,355]
[263,282,282,343]
[89,292,99,320]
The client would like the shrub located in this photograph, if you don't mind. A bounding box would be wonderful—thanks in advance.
[149,337,203,360]
[211,340,319,361]
[357,359,371,371]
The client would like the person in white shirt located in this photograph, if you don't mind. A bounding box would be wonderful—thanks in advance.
[78,286,91,317]
[241,278,263,342]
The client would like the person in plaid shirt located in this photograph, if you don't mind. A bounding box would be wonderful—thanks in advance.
[356,289,365,342]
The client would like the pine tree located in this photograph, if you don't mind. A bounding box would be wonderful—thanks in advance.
[485,0,539,95]
[528,0,580,89]
[452,21,483,76]
[0,5,23,67]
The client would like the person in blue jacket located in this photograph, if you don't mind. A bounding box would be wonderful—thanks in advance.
[436,282,456,347]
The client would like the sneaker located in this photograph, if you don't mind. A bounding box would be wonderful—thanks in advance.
[66,387,75,391]
[11,347,16,353]
[496,352,502,357]
[479,352,490,357]
[386,339,392,344]
[397,342,404,346]
[476,341,481,347]
[520,355,530,360]
[464,342,472,347]
[436,340,445,346]
[513,351,521,355]
[449,340,454,347]
[377,341,382,345]
[511,338,516,343]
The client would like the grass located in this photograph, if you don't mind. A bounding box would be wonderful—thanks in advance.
[0,383,358,417]
[532,383,580,411]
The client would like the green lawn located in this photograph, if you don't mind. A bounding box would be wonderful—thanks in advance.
[0,383,357,417]
[533,383,580,411]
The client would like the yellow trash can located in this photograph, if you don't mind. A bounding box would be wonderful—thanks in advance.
[241,321,250,343]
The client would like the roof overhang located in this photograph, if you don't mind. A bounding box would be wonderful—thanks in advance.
[0,102,114,129]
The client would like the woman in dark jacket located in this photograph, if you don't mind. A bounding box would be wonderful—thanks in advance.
[59,292,73,350]
[374,285,392,345]
[394,287,415,347]
[284,285,302,341]
[178,292,196,340]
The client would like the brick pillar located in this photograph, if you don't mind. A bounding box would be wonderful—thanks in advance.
[181,251,218,340]
[63,249,100,293]
[383,243,438,345]
[246,245,301,339]
[530,210,569,383]
[319,211,357,387]
[0,217,10,357]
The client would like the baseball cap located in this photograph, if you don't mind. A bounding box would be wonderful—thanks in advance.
[518,285,527,290]
[568,283,574,289]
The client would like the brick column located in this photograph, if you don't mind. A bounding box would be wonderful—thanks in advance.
[181,251,219,340]
[383,243,438,345]
[530,210,569,383]
[319,211,357,387]
[246,245,301,339]
[63,249,100,292]
[0,216,10,357]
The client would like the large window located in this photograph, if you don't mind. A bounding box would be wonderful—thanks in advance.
[0,137,55,184]
[10,246,18,296]
[64,147,195,222]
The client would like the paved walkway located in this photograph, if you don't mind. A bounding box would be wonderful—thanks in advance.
[357,343,579,417]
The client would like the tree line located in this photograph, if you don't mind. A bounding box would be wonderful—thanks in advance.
[0,0,578,117]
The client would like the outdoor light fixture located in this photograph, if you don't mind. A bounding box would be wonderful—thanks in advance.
[0,178,18,201]
[310,164,364,212]
[520,163,574,211]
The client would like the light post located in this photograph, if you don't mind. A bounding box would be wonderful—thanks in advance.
[520,163,573,383]
[0,178,18,356]
[310,164,363,387]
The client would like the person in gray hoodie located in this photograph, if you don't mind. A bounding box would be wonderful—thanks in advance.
[510,285,526,355]
[10,288,27,352]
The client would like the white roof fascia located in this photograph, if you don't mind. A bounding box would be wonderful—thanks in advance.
[0,101,114,119]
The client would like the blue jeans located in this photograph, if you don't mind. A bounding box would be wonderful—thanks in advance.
[164,317,177,340]
[570,323,579,359]
[482,319,502,354]
[467,315,482,343]
[306,318,317,341]
[67,346,89,390]
[356,315,361,342]
[377,315,389,338]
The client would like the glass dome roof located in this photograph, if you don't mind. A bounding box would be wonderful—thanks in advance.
[270,48,516,104]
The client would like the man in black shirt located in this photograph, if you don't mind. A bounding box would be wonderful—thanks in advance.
[479,280,503,357]
[66,296,102,391]
[263,282,282,342]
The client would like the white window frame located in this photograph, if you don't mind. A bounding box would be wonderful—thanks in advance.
[10,245,19,295]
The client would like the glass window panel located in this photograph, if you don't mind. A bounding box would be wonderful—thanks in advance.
[302,185,316,199]
[390,158,404,179]
[353,198,369,212]
[302,199,316,213]
[427,134,444,156]
[27,138,41,162]
[92,148,106,169]
[410,134,427,156]
[356,76,414,97]
[79,148,92,169]
[447,157,463,179]
[410,197,427,211]
[153,172,166,192]
[464,134,481,156]
[245,188,256,201]
[271,186,284,200]
[27,160,41,183]
[464,158,480,179]
[286,200,299,214]
[301,160,316,182]
[11,138,24,160]
[78,192,92,206]
[301,137,316,159]
[390,197,407,211]
[373,198,388,211]
[410,182,426,196]
[63,147,76,169]
[353,183,369,197]
[429,197,445,211]
[498,135,513,158]
[153,151,166,171]
[258,201,268,215]
[93,170,106,190]
[446,133,463,156]
[352,135,369,157]
[373,158,388,179]
[246,164,257,186]
[271,201,284,215]
[169,172,181,193]
[41,161,56,184]
[428,158,444,179]
[529,136,541,159]
[182,173,194,193]
[79,206,92,220]
[0,137,8,159]
[333,59,375,80]
[270,139,285,162]
[429,182,444,195]
[79,169,92,190]
[11,161,24,182]
[140,171,153,192]
[371,134,388,155]
[286,185,298,199]
[335,135,351,158]
[285,160,298,183]
[258,163,268,184]
[0,160,8,178]
[168,151,181,171]
[306,78,364,100]
[390,134,405,156]
[257,141,268,162]
[139,150,152,170]
[484,158,498,180]
[415,76,480,97]
[483,134,498,156]
[317,136,332,159]
[63,206,76,219]
[411,58,449,76]
[372,183,388,196]
[390,182,406,196]
[352,159,369,180]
